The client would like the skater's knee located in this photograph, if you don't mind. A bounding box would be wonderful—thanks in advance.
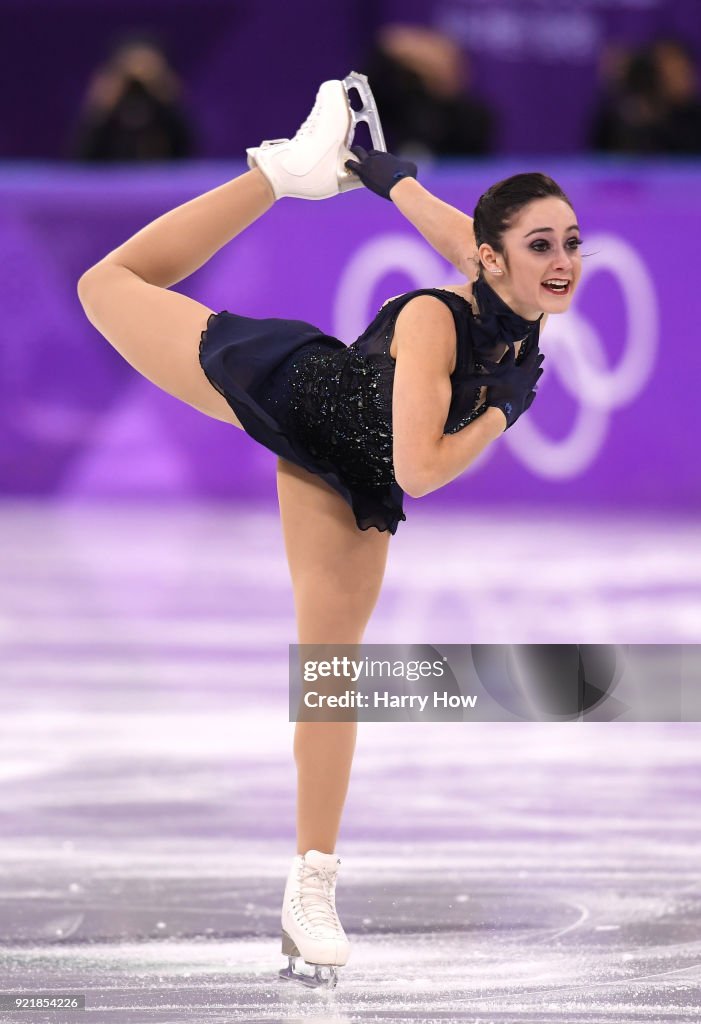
[294,581,380,644]
[292,639,363,723]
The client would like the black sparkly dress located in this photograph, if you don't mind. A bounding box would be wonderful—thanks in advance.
[198,277,542,534]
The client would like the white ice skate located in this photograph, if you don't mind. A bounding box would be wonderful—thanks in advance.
[247,71,386,201]
[278,849,350,989]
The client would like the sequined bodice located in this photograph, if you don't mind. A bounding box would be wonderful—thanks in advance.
[276,279,542,493]
[279,339,396,490]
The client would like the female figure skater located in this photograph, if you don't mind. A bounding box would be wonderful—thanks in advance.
[77,74,582,988]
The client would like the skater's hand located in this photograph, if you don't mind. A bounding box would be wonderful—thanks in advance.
[344,146,418,200]
[476,345,545,430]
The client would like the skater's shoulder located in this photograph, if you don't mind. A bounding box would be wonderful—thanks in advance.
[389,293,458,372]
[380,282,474,315]
[379,293,403,312]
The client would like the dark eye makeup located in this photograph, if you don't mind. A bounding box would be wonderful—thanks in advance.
[530,238,583,252]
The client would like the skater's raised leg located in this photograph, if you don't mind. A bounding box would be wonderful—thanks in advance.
[76,74,368,423]
[77,169,274,424]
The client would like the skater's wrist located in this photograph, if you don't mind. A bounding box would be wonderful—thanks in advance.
[344,147,417,200]
[483,405,508,433]
[416,407,507,495]
[389,175,420,203]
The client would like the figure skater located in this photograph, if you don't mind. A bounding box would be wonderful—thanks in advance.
[77,73,583,988]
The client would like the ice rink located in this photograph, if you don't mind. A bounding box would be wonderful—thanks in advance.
[1,502,700,1023]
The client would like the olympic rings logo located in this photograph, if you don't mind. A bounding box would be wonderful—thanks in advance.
[333,232,658,479]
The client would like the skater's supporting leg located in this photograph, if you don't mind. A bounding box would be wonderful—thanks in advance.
[294,721,357,855]
[276,459,390,855]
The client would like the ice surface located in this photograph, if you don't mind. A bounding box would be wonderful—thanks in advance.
[0,503,700,1022]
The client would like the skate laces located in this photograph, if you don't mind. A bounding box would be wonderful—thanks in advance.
[293,98,322,141]
[297,864,342,934]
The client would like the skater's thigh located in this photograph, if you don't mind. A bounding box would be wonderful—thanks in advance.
[78,262,242,426]
[276,458,391,644]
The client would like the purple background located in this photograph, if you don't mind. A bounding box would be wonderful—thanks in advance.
[1,160,699,511]
[3,0,701,159]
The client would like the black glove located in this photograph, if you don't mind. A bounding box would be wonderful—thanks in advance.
[344,146,417,200]
[477,345,545,430]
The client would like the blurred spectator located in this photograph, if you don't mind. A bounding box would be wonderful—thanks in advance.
[651,38,701,153]
[590,39,701,154]
[69,31,196,161]
[590,45,664,153]
[363,24,493,158]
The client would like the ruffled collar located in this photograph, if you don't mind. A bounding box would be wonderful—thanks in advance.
[469,275,543,354]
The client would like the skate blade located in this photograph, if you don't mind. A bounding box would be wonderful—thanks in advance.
[342,71,387,153]
[279,955,338,989]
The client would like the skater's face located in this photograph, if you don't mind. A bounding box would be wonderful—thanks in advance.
[480,197,583,320]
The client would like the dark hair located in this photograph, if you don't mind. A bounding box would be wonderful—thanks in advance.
[473,172,575,279]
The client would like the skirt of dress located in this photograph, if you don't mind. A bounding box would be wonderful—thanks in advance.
[198,310,406,534]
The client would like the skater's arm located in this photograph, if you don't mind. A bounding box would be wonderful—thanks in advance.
[392,296,504,498]
[418,410,506,495]
[389,178,478,281]
[398,404,505,498]
[345,150,478,280]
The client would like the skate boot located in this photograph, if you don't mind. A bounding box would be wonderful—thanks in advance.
[278,849,350,989]
[247,71,386,200]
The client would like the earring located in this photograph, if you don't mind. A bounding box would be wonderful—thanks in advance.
[491,268,503,275]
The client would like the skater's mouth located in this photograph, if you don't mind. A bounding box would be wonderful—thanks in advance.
[541,279,571,296]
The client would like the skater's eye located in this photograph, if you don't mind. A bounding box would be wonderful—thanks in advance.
[530,238,583,252]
